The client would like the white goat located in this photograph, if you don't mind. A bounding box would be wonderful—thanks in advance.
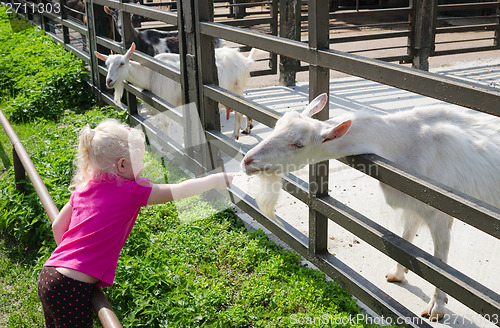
[95,43,181,106]
[241,93,500,320]
[95,43,256,139]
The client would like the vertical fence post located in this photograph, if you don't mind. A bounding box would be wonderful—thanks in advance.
[87,0,113,101]
[178,0,202,168]
[233,0,246,19]
[279,0,301,86]
[60,0,71,44]
[13,147,26,191]
[408,0,437,71]
[120,2,135,51]
[495,0,500,48]
[40,0,51,33]
[269,0,278,74]
[24,0,34,21]
[194,0,222,172]
[179,0,200,106]
[86,0,97,97]
[120,0,138,116]
[308,0,330,254]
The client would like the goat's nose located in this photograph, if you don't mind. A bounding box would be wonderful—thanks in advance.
[242,156,253,166]
[241,156,254,170]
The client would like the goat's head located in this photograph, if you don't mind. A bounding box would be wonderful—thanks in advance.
[241,93,352,175]
[105,5,142,37]
[104,6,123,36]
[95,43,136,90]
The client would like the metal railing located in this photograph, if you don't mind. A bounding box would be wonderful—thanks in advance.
[0,108,123,328]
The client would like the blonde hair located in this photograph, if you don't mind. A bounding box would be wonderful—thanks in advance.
[72,119,145,187]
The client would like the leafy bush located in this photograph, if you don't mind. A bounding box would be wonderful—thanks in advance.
[0,6,31,33]
[0,6,93,122]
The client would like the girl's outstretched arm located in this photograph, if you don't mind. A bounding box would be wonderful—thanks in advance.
[52,201,73,245]
[147,172,233,205]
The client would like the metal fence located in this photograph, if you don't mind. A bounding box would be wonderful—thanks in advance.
[3,0,500,327]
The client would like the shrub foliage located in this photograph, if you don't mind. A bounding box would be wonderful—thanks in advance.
[0,7,93,122]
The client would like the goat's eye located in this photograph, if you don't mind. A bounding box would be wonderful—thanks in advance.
[292,142,304,149]
[118,62,124,67]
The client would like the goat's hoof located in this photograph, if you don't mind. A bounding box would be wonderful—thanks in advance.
[385,266,407,282]
[241,129,251,135]
[421,300,446,321]
[385,274,404,282]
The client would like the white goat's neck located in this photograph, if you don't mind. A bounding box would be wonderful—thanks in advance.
[326,113,406,161]
[126,61,153,91]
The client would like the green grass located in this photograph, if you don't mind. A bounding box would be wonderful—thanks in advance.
[0,238,45,327]
[110,206,350,327]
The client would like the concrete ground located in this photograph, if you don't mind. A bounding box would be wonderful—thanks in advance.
[212,49,500,328]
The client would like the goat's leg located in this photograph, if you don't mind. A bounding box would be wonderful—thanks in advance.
[242,117,253,134]
[421,213,453,321]
[226,107,233,120]
[232,112,243,140]
[386,213,420,282]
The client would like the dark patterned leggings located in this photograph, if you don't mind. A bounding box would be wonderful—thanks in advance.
[37,266,95,328]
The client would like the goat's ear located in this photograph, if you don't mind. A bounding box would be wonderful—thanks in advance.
[125,43,136,59]
[302,93,328,117]
[95,51,108,61]
[321,120,351,143]
[104,6,112,15]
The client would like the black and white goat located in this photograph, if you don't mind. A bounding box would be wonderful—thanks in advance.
[104,6,180,56]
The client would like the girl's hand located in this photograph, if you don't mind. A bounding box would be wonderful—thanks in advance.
[148,172,234,204]
[213,172,233,189]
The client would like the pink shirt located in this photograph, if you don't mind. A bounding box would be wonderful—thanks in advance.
[45,175,153,287]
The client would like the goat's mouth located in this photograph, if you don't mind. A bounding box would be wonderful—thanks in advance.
[241,162,272,175]
[244,167,264,175]
[106,80,115,88]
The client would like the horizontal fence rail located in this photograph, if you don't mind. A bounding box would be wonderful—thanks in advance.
[200,21,500,115]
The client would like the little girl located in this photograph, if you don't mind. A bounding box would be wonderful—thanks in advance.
[37,119,232,328]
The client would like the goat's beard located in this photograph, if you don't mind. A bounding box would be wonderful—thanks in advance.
[254,172,283,220]
[113,82,125,104]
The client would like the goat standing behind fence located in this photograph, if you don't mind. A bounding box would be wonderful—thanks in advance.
[241,93,500,321]
[104,6,180,56]
[66,0,87,50]
[95,43,257,139]
[104,6,223,56]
